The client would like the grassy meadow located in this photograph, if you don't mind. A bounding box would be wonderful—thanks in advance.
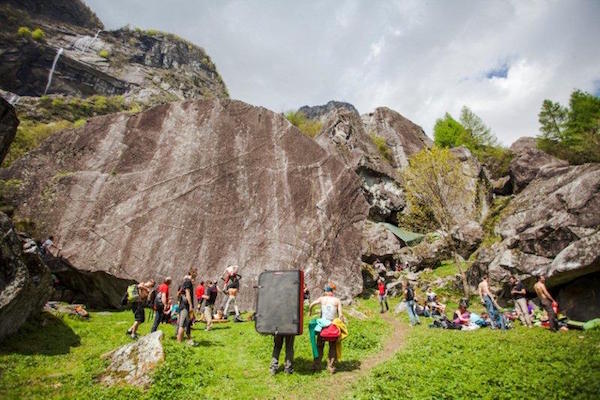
[0,297,599,400]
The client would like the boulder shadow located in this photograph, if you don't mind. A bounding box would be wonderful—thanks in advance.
[0,313,81,355]
[292,357,361,375]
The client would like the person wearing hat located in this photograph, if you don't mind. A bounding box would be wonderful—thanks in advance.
[309,283,344,374]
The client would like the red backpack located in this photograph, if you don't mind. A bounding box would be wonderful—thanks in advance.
[320,324,340,341]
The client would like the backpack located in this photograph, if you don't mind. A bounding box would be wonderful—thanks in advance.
[406,287,414,300]
[127,284,140,303]
[320,324,340,341]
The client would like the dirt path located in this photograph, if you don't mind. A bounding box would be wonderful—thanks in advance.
[319,312,408,399]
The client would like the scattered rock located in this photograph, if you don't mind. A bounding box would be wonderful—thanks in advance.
[100,330,164,387]
[0,212,52,342]
[345,307,368,321]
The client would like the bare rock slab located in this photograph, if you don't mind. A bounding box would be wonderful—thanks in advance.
[100,330,164,387]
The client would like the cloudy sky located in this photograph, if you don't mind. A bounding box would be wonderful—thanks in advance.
[86,0,600,145]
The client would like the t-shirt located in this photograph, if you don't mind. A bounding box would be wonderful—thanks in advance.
[405,286,415,301]
[511,281,525,300]
[195,285,205,300]
[378,282,386,295]
[179,279,194,311]
[157,283,169,304]
[205,285,218,306]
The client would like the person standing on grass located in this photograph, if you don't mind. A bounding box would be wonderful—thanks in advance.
[404,280,420,326]
[176,275,194,342]
[534,275,559,332]
[127,280,154,339]
[270,334,295,375]
[151,277,171,333]
[309,283,343,374]
[378,278,389,313]
[202,280,219,331]
[195,280,205,313]
[223,272,242,322]
[478,275,506,330]
[509,275,532,328]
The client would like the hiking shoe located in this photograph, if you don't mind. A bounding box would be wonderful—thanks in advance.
[311,360,320,372]
[126,329,132,335]
[130,334,138,340]
[269,367,277,375]
[284,368,293,375]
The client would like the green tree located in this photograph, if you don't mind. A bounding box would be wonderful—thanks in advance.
[402,147,473,296]
[433,113,469,148]
[434,108,510,178]
[537,90,600,164]
[460,106,497,147]
[538,99,567,141]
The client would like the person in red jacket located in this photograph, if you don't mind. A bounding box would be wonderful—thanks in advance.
[195,281,205,312]
[377,278,389,313]
[151,277,171,333]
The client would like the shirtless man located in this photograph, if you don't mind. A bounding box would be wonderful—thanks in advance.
[127,280,155,339]
[534,275,559,332]
[309,283,344,374]
[478,275,506,330]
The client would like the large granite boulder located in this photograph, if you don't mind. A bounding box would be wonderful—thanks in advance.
[0,212,52,341]
[0,97,18,165]
[316,108,406,221]
[509,137,568,193]
[361,221,405,263]
[361,107,433,168]
[100,330,164,387]
[468,158,600,320]
[1,99,368,308]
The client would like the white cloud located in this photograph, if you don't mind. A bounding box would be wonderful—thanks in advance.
[85,0,600,145]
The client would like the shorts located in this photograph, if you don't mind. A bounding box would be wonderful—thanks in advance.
[204,304,213,322]
[132,302,145,323]
[179,308,190,329]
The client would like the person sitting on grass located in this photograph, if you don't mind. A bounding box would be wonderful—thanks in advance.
[426,289,446,316]
[453,299,471,325]
[127,280,154,340]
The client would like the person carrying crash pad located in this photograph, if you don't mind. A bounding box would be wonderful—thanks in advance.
[308,283,347,374]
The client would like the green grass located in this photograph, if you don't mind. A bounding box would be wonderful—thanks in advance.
[285,111,323,138]
[369,132,394,163]
[348,323,600,400]
[0,299,390,400]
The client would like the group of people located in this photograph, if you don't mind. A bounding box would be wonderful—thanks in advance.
[384,272,562,332]
[125,266,243,341]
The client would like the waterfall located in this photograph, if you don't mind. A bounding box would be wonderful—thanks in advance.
[7,93,20,106]
[43,47,63,95]
[82,30,101,52]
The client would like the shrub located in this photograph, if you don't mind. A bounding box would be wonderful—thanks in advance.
[31,28,44,41]
[370,132,394,163]
[17,26,31,38]
[92,95,108,112]
[98,49,109,58]
[2,120,72,167]
[285,111,323,138]
[73,119,87,128]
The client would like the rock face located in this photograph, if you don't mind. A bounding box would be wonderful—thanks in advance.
[468,151,600,319]
[2,0,103,30]
[0,3,228,101]
[298,100,359,121]
[0,97,18,164]
[100,330,164,387]
[362,107,433,168]
[0,211,52,341]
[361,221,405,263]
[509,137,568,193]
[1,99,369,308]
[316,108,405,221]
